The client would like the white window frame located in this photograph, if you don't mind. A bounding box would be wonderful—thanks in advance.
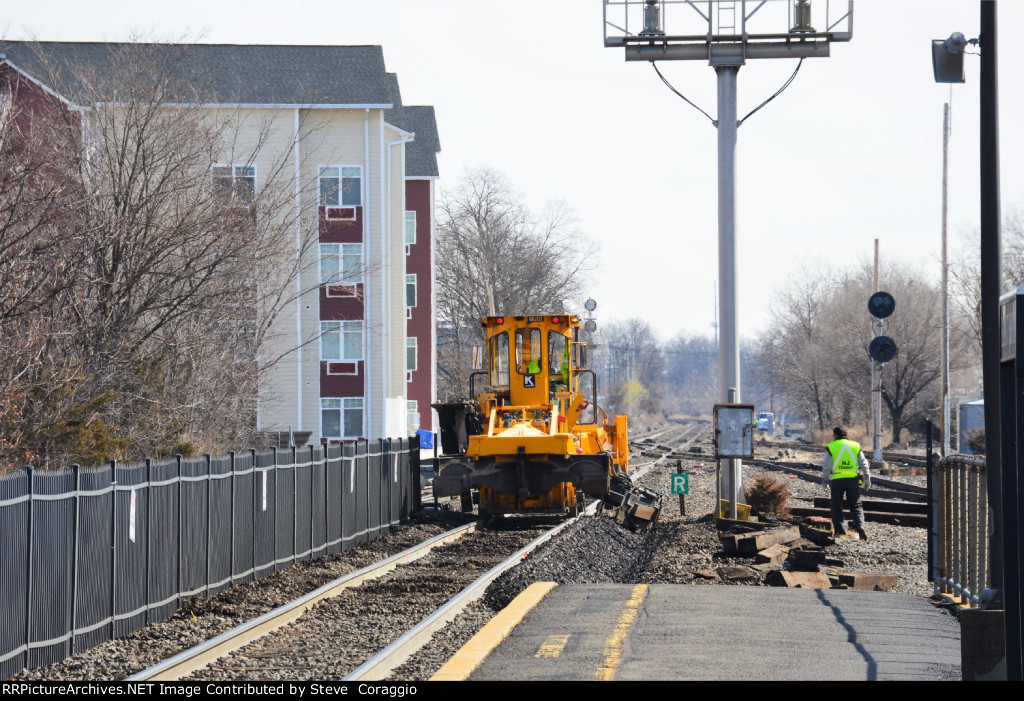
[318,164,363,208]
[211,163,257,202]
[404,211,417,246]
[407,400,419,432]
[405,273,417,317]
[406,336,418,373]
[320,320,363,362]
[321,397,364,439]
[320,243,363,286]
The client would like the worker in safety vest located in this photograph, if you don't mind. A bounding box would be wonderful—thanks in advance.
[822,426,871,540]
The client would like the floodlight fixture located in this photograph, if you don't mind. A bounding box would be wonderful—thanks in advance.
[932,31,978,84]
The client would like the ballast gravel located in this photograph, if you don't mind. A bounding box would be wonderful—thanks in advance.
[16,422,941,683]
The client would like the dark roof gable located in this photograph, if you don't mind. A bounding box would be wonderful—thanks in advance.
[384,73,441,178]
[0,41,394,106]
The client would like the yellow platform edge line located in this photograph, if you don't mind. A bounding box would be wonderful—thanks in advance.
[594,583,648,681]
[429,581,559,681]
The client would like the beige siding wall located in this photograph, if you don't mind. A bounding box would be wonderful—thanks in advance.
[385,123,410,436]
[297,109,376,437]
[207,106,411,441]
[208,107,303,436]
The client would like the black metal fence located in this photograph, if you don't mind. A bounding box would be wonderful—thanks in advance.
[0,437,421,678]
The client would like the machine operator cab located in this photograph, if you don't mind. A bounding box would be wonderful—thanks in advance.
[477,315,594,428]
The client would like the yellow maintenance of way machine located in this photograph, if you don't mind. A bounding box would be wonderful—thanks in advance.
[432,314,663,531]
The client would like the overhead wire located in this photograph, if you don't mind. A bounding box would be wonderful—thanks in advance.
[653,57,807,129]
[652,62,717,126]
[737,58,804,127]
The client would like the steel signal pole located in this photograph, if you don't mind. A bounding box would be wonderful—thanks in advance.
[873,240,883,463]
[716,63,742,517]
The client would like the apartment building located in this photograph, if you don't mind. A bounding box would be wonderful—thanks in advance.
[0,41,439,442]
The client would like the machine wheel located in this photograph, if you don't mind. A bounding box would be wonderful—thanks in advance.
[574,492,586,517]
[460,490,474,514]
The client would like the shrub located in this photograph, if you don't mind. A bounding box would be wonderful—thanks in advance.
[745,475,791,518]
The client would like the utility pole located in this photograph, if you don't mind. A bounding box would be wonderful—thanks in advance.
[711,279,719,351]
[941,102,951,457]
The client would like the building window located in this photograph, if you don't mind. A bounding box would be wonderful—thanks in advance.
[405,274,417,309]
[320,243,362,285]
[407,400,419,431]
[404,211,417,245]
[406,336,418,373]
[322,397,363,438]
[212,164,256,202]
[321,321,362,361]
[319,165,362,207]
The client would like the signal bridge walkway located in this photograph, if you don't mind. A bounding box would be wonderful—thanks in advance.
[434,583,961,681]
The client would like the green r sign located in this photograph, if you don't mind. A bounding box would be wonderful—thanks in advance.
[671,473,689,495]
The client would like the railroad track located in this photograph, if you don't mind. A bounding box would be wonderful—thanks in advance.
[630,420,708,468]
[126,450,666,683]
[125,516,567,681]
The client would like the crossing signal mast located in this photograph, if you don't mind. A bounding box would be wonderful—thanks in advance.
[603,0,852,520]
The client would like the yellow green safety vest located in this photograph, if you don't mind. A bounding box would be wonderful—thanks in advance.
[827,439,862,480]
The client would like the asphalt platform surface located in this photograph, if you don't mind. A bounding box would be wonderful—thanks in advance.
[467,584,961,681]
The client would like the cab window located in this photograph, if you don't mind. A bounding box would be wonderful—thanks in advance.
[548,331,569,383]
[515,328,542,375]
[490,332,509,387]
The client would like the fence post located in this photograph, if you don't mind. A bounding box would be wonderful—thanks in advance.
[69,464,81,655]
[271,446,278,571]
[205,454,212,594]
[24,464,34,669]
[251,449,257,578]
[324,445,330,554]
[292,445,298,563]
[145,459,152,623]
[310,446,315,556]
[175,454,182,604]
[388,439,394,531]
[229,451,236,583]
[109,459,117,640]
[926,420,934,584]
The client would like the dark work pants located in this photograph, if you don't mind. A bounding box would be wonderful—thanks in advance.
[829,477,865,532]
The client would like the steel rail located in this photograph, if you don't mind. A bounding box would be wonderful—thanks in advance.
[629,422,706,470]
[343,499,601,681]
[124,521,481,681]
[345,459,660,682]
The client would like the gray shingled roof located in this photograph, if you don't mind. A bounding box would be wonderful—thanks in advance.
[0,41,394,106]
[384,73,441,178]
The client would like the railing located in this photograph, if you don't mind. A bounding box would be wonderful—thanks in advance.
[933,454,989,606]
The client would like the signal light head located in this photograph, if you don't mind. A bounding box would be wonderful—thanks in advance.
[495,317,504,325]
[551,316,560,324]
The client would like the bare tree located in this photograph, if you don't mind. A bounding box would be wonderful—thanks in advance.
[436,167,596,399]
[761,262,844,431]
[661,333,718,416]
[593,318,664,416]
[0,41,334,467]
[950,208,1024,382]
[760,257,967,445]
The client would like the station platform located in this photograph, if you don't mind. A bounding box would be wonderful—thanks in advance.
[433,583,961,681]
